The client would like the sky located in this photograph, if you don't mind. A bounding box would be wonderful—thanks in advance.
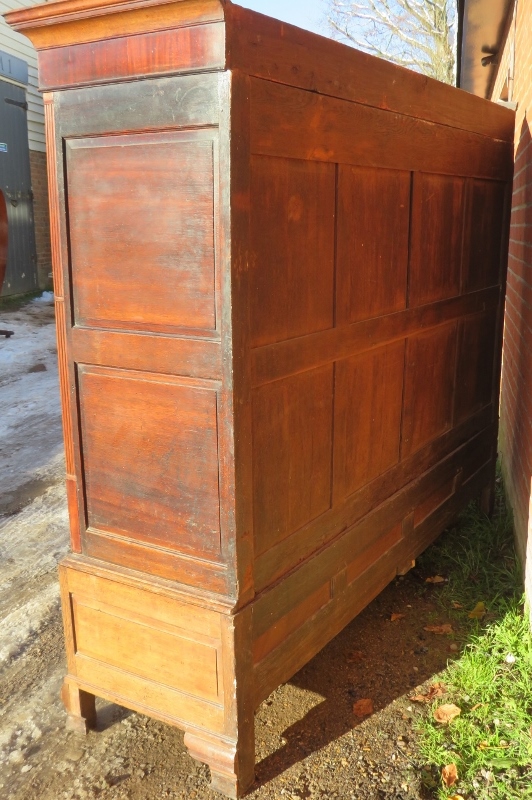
[236,0,328,37]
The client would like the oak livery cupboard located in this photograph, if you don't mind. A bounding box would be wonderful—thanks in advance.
[5,0,514,796]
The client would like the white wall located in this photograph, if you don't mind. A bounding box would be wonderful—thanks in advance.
[0,0,46,153]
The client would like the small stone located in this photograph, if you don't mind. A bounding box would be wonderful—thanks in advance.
[31,728,42,741]
[449,643,459,652]
[8,750,24,764]
[21,765,32,773]
[65,748,84,762]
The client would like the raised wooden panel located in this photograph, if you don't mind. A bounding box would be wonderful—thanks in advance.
[402,323,458,457]
[252,366,334,557]
[454,312,497,424]
[414,476,455,526]
[73,598,220,702]
[409,173,465,307]
[463,179,506,292]
[66,129,217,335]
[345,523,402,584]
[337,166,410,324]
[334,342,405,499]
[79,367,222,559]
[253,581,331,664]
[249,156,335,347]
[74,656,225,732]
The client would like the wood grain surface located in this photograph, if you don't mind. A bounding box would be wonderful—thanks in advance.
[6,3,513,795]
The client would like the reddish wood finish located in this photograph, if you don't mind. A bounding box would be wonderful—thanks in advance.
[38,23,225,89]
[249,156,335,346]
[5,1,514,797]
[79,367,221,558]
[409,173,465,307]
[337,166,410,324]
[0,191,7,293]
[252,366,334,556]
[334,342,405,499]
[67,131,217,336]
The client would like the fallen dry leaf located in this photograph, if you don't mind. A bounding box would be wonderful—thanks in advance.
[451,601,463,609]
[449,796,465,800]
[424,623,454,635]
[478,741,489,750]
[353,699,374,718]
[347,650,364,663]
[434,703,461,724]
[442,763,458,787]
[410,682,446,703]
[426,575,446,584]
[391,613,405,622]
[468,601,486,619]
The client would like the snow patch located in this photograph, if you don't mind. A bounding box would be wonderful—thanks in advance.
[31,291,54,304]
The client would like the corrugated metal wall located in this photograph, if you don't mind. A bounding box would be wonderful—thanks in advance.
[0,78,38,295]
[0,0,45,154]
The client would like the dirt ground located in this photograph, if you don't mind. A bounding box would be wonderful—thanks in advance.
[0,297,462,800]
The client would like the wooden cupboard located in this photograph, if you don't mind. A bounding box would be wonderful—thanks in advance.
[5,0,514,796]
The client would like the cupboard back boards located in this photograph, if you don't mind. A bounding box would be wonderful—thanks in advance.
[5,1,514,796]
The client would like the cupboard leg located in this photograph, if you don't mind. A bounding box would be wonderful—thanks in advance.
[184,730,255,799]
[61,677,97,734]
[480,478,496,517]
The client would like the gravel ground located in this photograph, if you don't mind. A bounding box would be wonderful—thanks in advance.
[0,296,461,800]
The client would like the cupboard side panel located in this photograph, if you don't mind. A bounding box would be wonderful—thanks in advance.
[249,155,336,347]
[52,74,237,596]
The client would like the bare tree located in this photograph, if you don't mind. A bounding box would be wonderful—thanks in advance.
[327,0,457,84]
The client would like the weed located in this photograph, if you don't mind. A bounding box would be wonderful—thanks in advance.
[0,289,43,312]
[416,478,532,798]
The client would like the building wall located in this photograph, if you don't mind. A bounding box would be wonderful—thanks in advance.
[1,0,50,290]
[491,0,532,603]
[29,149,51,287]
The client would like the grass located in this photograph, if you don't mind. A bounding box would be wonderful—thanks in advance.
[416,476,532,799]
[0,289,44,312]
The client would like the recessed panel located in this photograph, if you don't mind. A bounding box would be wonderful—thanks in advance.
[334,342,405,499]
[410,173,465,307]
[337,166,410,324]
[463,179,506,292]
[250,156,335,347]
[402,323,458,456]
[73,599,220,702]
[79,367,221,559]
[67,131,216,333]
[454,312,497,424]
[252,366,334,556]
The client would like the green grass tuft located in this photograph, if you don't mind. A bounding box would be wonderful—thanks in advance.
[0,289,44,311]
[416,477,532,799]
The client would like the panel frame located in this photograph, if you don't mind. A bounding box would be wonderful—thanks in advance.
[65,126,221,337]
[47,72,244,599]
